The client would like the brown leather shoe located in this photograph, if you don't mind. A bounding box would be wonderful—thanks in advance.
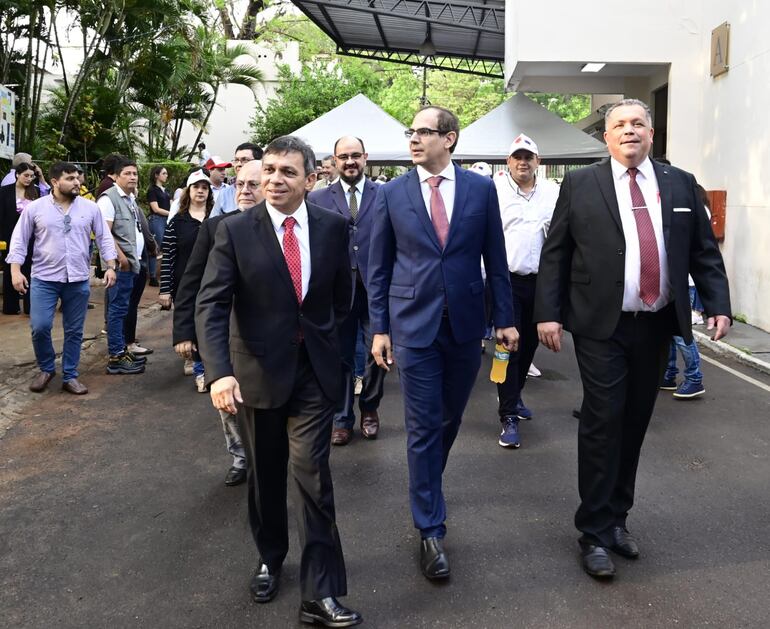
[29,371,54,392]
[331,427,352,446]
[360,410,380,439]
[62,379,88,395]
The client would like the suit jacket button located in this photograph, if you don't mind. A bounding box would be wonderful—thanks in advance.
[353,245,359,251]
[616,280,623,286]
[352,226,357,232]
[617,249,624,255]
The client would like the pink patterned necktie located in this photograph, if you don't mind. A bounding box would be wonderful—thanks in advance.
[427,176,450,248]
[282,216,302,305]
[627,168,660,306]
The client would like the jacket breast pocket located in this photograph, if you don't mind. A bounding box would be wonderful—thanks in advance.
[389,285,415,299]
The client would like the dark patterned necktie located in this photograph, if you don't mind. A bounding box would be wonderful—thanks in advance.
[348,187,358,220]
[627,168,660,306]
[282,217,302,305]
[427,176,449,248]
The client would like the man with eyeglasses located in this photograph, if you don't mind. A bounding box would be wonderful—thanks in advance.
[98,158,157,374]
[308,136,386,445]
[369,106,518,580]
[210,142,264,217]
[491,133,559,449]
[7,162,117,394]
[172,160,262,487]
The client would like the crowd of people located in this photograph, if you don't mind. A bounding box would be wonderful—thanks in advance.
[0,97,732,627]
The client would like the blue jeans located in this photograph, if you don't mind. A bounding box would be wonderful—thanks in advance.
[665,336,703,384]
[107,270,136,355]
[192,360,204,377]
[147,215,167,279]
[29,278,90,382]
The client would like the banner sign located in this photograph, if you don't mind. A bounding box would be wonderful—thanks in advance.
[0,85,16,159]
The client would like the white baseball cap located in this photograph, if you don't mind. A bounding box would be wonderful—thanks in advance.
[508,133,539,156]
[186,170,211,187]
[469,162,493,178]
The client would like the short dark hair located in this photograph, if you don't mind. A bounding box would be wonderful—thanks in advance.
[419,105,460,153]
[264,136,316,176]
[100,153,126,176]
[604,98,653,128]
[333,136,366,155]
[235,142,263,160]
[49,161,79,180]
[115,158,137,176]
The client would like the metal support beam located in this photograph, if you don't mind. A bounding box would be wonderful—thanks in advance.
[337,47,504,78]
[296,0,505,34]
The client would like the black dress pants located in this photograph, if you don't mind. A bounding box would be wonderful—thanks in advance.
[2,255,31,315]
[497,273,539,417]
[572,307,673,547]
[237,346,347,601]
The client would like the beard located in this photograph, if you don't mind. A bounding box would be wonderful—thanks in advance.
[339,168,362,186]
[63,187,79,200]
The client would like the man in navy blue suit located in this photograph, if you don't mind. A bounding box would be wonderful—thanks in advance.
[368,106,518,580]
[308,136,387,445]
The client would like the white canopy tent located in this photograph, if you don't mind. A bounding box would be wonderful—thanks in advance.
[290,94,412,164]
[454,93,608,163]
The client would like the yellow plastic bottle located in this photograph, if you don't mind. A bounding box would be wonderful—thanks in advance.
[490,343,509,383]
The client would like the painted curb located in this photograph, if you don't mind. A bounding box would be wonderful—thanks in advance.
[693,329,770,376]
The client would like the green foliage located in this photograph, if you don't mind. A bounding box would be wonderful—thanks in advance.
[251,62,383,145]
[525,93,591,124]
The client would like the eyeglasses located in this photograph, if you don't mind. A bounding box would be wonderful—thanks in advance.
[335,153,363,161]
[63,214,71,234]
[235,180,260,190]
[232,157,253,164]
[404,128,446,139]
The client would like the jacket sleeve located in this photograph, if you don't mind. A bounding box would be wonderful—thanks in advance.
[172,221,214,345]
[533,171,574,324]
[481,180,514,328]
[195,220,238,386]
[159,217,177,296]
[367,184,395,334]
[333,218,353,325]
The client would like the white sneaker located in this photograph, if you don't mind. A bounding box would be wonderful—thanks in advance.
[527,363,542,378]
[691,310,704,325]
[127,342,153,356]
[354,376,363,396]
[183,359,194,376]
[195,374,207,393]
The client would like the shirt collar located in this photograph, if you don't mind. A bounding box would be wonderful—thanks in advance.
[265,200,308,232]
[342,177,365,195]
[112,183,135,201]
[611,156,653,181]
[417,163,455,184]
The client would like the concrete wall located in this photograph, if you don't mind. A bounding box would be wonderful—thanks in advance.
[505,0,770,331]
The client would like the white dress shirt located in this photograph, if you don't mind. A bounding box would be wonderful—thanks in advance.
[342,177,365,212]
[494,172,559,275]
[417,163,456,222]
[610,157,670,311]
[265,200,311,300]
[97,184,145,259]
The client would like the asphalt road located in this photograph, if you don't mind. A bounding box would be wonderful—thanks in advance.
[1,312,769,629]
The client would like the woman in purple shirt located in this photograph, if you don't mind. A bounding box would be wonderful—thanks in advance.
[0,162,39,314]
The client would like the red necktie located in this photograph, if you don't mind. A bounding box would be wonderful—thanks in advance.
[427,176,450,248]
[282,216,302,305]
[627,168,660,306]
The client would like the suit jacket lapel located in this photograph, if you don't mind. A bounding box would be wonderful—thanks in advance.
[306,205,323,301]
[445,164,468,248]
[593,159,623,234]
[651,159,672,251]
[252,203,296,299]
[406,168,442,251]
[330,181,349,218]
[356,180,376,222]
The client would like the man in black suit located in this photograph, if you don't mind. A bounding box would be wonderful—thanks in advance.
[534,99,731,579]
[195,136,361,627]
[308,136,386,445]
[172,159,262,487]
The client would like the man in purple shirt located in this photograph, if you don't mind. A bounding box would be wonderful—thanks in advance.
[7,162,118,394]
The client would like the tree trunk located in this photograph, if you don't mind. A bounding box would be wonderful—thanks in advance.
[240,1,266,40]
[186,83,219,162]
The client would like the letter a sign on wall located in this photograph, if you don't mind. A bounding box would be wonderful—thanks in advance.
[710,22,730,77]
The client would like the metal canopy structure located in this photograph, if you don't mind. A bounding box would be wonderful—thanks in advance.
[291,0,505,77]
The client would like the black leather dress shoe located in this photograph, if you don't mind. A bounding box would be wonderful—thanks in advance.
[299,597,362,627]
[579,542,615,578]
[224,466,246,486]
[610,526,640,559]
[420,537,450,580]
[249,562,280,603]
